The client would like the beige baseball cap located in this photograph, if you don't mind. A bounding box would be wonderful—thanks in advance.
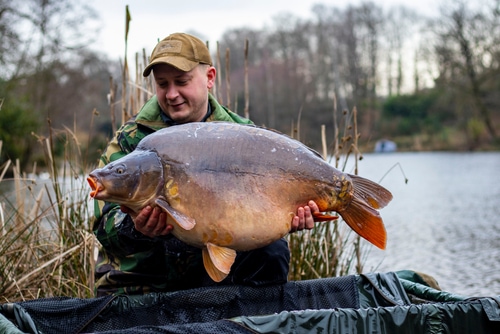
[143,33,212,77]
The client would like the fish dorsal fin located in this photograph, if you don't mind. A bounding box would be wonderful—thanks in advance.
[155,198,196,230]
[202,243,237,282]
[348,174,393,209]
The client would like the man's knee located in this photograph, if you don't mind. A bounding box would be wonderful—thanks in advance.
[229,238,290,286]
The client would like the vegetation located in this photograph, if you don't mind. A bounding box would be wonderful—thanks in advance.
[288,105,372,280]
[214,1,500,150]
[0,0,115,170]
[0,132,95,301]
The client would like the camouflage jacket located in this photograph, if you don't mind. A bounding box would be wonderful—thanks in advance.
[92,94,252,296]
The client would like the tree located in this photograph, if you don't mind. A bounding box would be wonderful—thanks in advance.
[0,80,39,164]
[384,6,420,96]
[432,0,499,143]
[0,0,114,167]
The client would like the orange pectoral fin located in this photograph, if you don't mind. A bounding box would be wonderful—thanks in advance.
[202,243,237,282]
[312,212,339,222]
[155,198,196,230]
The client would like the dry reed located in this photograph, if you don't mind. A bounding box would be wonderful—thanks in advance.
[0,130,95,302]
[287,96,371,280]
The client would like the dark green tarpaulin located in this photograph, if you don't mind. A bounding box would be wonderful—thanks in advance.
[1,271,499,333]
[234,296,500,334]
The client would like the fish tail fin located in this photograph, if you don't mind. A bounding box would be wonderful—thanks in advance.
[349,174,393,209]
[339,175,392,250]
[340,197,387,249]
[202,243,237,282]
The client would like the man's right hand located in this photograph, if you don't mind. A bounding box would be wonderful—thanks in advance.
[120,205,173,238]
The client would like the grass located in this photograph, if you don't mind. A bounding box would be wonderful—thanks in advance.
[0,130,95,302]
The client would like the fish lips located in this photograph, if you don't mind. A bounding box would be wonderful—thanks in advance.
[87,175,103,198]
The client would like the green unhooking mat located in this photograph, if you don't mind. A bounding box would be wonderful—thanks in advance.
[1,271,499,333]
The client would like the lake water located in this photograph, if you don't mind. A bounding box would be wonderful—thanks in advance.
[350,151,500,297]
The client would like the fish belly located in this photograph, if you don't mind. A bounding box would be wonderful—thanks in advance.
[165,166,335,251]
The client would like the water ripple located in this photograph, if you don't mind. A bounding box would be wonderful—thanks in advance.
[359,152,500,296]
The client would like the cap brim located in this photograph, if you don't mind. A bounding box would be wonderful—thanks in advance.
[143,56,199,77]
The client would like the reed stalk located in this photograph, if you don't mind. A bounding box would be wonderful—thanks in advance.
[225,47,231,109]
[244,39,250,119]
[287,101,371,280]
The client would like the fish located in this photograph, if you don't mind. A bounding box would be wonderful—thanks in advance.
[87,122,392,282]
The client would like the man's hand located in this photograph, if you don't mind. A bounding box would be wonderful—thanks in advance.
[290,200,320,233]
[121,205,173,238]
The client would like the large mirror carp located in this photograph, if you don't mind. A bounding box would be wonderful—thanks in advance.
[88,122,392,282]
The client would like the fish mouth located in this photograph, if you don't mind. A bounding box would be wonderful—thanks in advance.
[87,176,103,198]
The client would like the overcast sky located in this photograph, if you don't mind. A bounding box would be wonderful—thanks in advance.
[89,0,439,62]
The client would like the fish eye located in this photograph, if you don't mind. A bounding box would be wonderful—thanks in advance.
[115,164,126,174]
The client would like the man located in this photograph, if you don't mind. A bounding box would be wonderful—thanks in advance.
[92,32,318,296]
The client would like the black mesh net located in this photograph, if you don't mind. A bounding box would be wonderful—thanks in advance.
[2,272,499,334]
[87,276,358,333]
[2,276,359,333]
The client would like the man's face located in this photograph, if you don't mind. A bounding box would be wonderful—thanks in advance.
[153,63,216,124]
